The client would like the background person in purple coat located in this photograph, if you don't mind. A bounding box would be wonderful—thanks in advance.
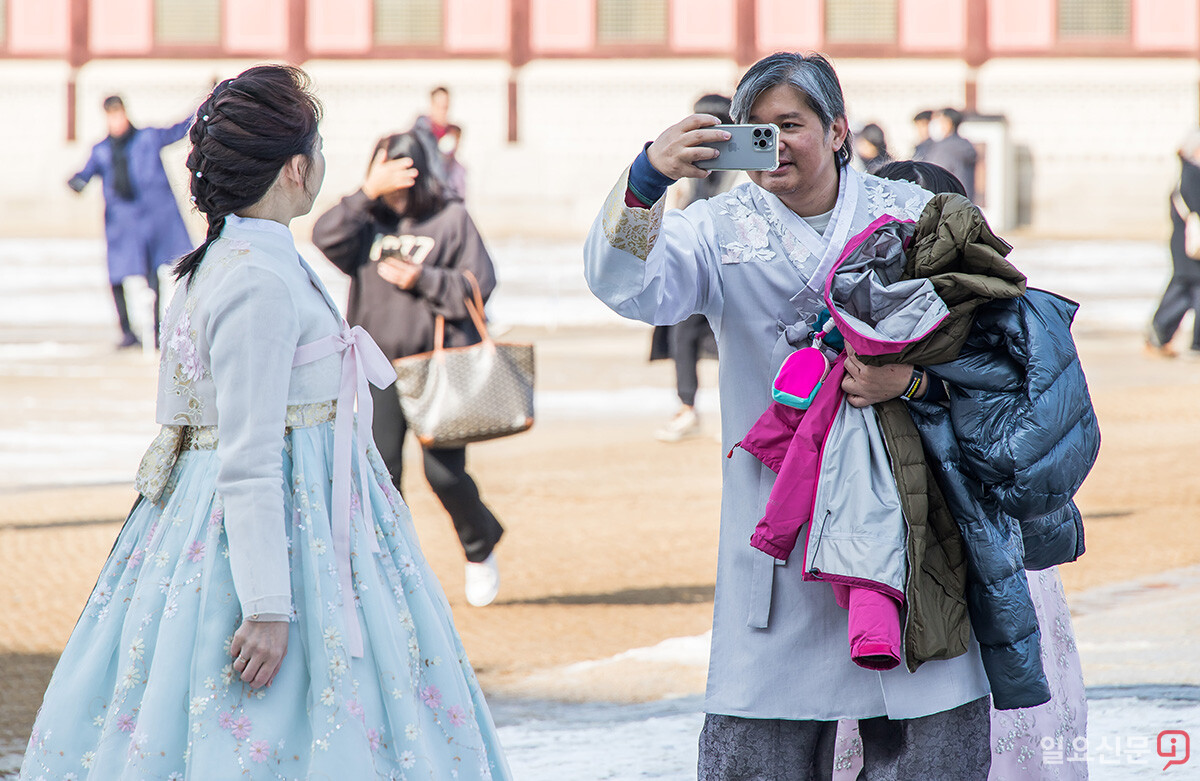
[68,95,193,348]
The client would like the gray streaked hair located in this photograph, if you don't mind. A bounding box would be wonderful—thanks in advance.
[731,52,853,168]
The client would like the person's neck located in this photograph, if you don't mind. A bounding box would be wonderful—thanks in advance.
[778,168,841,218]
[237,195,297,227]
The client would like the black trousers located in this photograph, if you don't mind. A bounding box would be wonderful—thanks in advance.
[369,383,503,563]
[111,258,161,346]
[698,695,991,781]
[670,313,714,407]
[1151,274,1200,350]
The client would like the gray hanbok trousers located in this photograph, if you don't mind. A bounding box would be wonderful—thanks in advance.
[698,695,991,781]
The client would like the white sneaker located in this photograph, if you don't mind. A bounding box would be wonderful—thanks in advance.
[655,407,701,442]
[464,553,500,607]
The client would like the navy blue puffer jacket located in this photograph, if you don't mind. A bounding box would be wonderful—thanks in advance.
[908,288,1099,710]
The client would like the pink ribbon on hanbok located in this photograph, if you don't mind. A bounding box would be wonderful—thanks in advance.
[293,322,396,658]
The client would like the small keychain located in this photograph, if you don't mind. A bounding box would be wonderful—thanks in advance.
[772,318,837,410]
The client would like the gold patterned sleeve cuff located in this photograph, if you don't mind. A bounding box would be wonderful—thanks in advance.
[600,166,666,262]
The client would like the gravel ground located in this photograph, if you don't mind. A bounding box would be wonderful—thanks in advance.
[1,237,1197,778]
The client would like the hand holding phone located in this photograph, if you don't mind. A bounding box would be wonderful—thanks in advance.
[646,114,735,179]
[377,256,422,290]
[695,124,780,171]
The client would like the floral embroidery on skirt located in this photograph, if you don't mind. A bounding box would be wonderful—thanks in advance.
[21,421,510,780]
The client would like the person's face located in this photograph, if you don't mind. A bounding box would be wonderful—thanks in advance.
[746,84,846,204]
[381,188,407,213]
[855,137,879,160]
[929,115,953,141]
[913,118,929,142]
[105,108,130,137]
[430,91,450,124]
[295,134,326,216]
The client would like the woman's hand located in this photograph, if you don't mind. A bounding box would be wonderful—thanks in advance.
[362,150,418,199]
[376,257,422,290]
[646,114,731,180]
[230,619,289,689]
[841,351,925,408]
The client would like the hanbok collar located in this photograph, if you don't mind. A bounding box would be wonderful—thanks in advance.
[758,165,860,289]
[223,213,298,246]
[297,255,346,326]
[221,215,343,325]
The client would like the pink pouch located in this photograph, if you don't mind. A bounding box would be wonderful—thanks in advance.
[772,347,830,410]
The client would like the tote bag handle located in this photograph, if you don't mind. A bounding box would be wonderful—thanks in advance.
[432,270,491,352]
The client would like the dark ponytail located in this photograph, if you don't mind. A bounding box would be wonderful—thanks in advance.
[175,65,323,281]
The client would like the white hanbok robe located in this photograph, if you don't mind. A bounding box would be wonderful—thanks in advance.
[584,164,992,720]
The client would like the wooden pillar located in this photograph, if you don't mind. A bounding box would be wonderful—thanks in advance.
[508,0,530,143]
[287,0,309,65]
[963,0,989,113]
[67,0,90,141]
[735,0,757,67]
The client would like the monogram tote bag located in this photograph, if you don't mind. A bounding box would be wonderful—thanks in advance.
[392,272,535,448]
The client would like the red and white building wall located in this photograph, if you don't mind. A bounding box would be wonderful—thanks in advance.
[1,0,1195,237]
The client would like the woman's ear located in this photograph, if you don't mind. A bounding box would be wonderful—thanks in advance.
[281,154,306,190]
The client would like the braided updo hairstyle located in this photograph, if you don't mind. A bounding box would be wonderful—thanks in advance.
[175,64,323,281]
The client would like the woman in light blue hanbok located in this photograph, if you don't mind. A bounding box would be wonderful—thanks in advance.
[20,65,510,781]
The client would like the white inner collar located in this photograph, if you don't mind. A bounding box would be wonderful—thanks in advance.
[224,214,295,242]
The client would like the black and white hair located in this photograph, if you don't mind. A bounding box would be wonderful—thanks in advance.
[731,52,853,168]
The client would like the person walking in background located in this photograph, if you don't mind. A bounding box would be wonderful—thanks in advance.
[853,122,891,174]
[651,93,733,443]
[912,109,934,158]
[1147,128,1200,359]
[914,107,978,201]
[68,95,193,349]
[441,123,469,202]
[22,65,510,780]
[412,85,454,196]
[313,131,506,607]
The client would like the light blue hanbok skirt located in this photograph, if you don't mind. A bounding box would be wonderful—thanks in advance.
[20,414,511,780]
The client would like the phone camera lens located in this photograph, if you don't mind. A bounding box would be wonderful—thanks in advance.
[763,128,773,137]
[753,128,763,138]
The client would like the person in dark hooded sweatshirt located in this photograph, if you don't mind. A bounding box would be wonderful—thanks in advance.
[313,130,505,606]
[68,95,193,348]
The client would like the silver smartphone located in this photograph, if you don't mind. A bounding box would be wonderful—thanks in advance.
[695,124,780,171]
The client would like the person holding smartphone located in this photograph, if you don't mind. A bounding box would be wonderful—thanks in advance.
[313,131,505,607]
[584,52,998,779]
